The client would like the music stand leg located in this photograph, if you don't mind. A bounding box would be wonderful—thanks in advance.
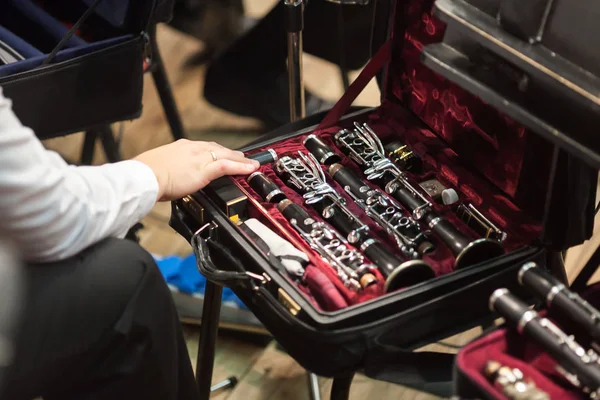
[148,25,186,141]
[196,280,223,399]
[98,125,122,163]
[308,373,321,400]
[80,130,98,165]
[284,0,306,122]
[80,125,122,164]
[330,374,354,400]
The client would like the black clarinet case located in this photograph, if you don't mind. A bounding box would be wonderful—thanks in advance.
[169,0,596,383]
[0,0,174,140]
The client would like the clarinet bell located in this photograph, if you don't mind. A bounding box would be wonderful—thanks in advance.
[427,216,505,270]
[383,259,436,293]
[454,238,505,270]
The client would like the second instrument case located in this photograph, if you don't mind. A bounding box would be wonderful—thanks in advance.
[169,0,597,384]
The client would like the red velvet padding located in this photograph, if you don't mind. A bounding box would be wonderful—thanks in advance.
[456,283,600,399]
[389,0,554,218]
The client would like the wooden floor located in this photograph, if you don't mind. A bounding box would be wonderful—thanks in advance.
[42,1,600,398]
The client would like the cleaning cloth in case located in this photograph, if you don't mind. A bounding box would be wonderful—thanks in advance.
[243,218,309,278]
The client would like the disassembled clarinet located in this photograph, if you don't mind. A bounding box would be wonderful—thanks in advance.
[243,122,511,296]
[328,122,505,269]
[519,262,600,350]
[484,360,550,400]
[274,151,435,292]
[247,172,378,292]
[327,162,435,258]
[277,199,378,292]
[490,288,600,399]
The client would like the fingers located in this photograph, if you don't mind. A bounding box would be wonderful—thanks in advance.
[200,159,259,183]
[198,142,257,166]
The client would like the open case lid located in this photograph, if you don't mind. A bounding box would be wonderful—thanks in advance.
[367,0,597,249]
[421,0,600,170]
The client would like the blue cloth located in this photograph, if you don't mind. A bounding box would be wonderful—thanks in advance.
[154,253,248,309]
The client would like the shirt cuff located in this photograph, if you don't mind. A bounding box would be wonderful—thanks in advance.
[115,159,160,217]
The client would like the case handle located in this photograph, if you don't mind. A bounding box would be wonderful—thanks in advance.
[191,221,267,290]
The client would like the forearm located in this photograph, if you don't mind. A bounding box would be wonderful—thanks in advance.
[4,161,157,262]
[0,90,158,262]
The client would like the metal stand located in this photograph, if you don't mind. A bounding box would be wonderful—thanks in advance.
[284,0,306,122]
[194,280,240,399]
[196,281,222,399]
[308,373,322,400]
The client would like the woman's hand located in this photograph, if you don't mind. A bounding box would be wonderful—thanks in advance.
[134,139,260,201]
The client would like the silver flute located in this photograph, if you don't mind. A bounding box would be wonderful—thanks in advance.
[277,199,377,292]
[334,122,504,270]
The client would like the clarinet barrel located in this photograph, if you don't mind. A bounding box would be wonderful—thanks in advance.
[490,289,600,398]
[303,134,341,165]
[519,262,600,344]
[247,172,287,203]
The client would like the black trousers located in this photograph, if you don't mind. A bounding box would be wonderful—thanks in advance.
[0,238,199,400]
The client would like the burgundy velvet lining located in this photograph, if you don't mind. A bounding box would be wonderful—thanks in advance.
[389,0,553,216]
[457,283,600,399]
[236,107,541,311]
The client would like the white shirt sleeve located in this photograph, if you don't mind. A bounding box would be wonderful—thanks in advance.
[0,88,159,263]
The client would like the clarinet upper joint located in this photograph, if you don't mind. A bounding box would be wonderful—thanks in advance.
[332,122,504,269]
